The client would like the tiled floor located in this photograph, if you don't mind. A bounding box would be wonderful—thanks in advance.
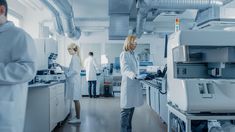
[54,97,167,132]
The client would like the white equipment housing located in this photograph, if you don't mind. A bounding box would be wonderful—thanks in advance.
[167,30,235,113]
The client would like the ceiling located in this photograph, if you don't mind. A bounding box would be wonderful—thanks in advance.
[16,0,235,34]
[71,0,109,19]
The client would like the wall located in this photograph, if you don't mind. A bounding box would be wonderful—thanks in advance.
[7,0,25,18]
[8,1,166,68]
[57,36,79,67]
[78,29,166,67]
[105,43,150,64]
[80,43,102,66]
[139,35,167,66]
[22,9,51,38]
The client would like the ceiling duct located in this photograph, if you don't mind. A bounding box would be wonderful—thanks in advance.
[108,0,134,40]
[40,0,64,35]
[195,7,235,30]
[142,0,223,10]
[51,0,81,40]
[40,0,81,40]
[136,0,232,37]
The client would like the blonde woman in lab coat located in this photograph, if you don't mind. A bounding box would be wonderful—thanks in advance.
[58,43,82,124]
[120,35,144,132]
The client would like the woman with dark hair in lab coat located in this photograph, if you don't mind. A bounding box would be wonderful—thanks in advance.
[58,43,82,124]
[120,35,144,132]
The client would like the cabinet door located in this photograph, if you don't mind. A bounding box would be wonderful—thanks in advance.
[50,97,57,131]
[160,93,168,123]
[57,93,65,122]
[56,84,70,123]
[146,85,151,106]
[56,84,66,122]
[150,86,154,108]
[81,76,88,95]
[154,88,160,114]
[49,85,58,131]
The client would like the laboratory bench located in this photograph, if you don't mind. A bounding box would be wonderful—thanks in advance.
[140,78,168,124]
[28,81,64,88]
[24,82,70,132]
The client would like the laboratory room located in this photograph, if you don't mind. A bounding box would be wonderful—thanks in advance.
[2,0,235,132]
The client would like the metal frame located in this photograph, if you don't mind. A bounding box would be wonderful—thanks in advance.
[168,104,235,132]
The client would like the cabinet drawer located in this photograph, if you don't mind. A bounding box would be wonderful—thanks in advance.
[56,85,64,94]
[50,86,57,98]
[49,97,57,131]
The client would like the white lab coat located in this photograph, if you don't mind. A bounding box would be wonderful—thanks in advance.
[84,56,98,81]
[0,22,37,132]
[120,51,144,108]
[63,55,81,100]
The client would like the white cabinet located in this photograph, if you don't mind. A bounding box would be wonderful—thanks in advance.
[150,86,160,114]
[153,87,160,114]
[159,79,168,123]
[142,79,168,124]
[24,83,70,132]
[81,75,88,95]
[150,86,154,108]
[141,82,150,106]
[34,38,58,70]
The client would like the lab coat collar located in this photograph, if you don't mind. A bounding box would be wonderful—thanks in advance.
[0,21,14,33]
[130,51,135,55]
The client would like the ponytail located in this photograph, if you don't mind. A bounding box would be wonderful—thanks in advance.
[68,43,83,66]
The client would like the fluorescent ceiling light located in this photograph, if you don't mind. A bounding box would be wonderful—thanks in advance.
[224,26,235,31]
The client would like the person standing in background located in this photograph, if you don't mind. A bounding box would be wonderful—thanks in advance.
[120,35,144,132]
[84,52,99,98]
[58,43,82,124]
[0,0,37,131]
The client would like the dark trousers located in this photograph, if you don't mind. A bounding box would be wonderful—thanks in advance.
[88,81,96,97]
[120,108,135,132]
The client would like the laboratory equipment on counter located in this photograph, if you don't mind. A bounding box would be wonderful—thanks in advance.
[48,53,58,69]
[138,48,150,62]
[146,66,161,73]
[139,61,153,74]
[35,69,65,83]
[168,30,235,113]
[109,63,113,75]
[114,57,120,72]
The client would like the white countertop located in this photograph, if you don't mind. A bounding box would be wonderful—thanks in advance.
[28,82,64,88]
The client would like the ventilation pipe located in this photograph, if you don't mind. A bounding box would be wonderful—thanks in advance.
[51,0,81,40]
[40,0,64,35]
[142,0,224,10]
[136,0,231,37]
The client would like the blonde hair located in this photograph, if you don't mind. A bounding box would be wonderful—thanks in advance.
[123,35,136,51]
[68,43,83,66]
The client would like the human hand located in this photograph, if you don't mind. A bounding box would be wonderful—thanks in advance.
[54,63,62,68]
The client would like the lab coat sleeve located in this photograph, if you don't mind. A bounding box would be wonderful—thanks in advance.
[64,68,78,78]
[63,58,80,78]
[0,33,37,85]
[61,66,68,72]
[120,52,136,80]
[93,59,99,72]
